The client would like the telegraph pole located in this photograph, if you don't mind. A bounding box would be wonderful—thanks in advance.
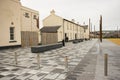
[117,26,119,38]
[89,18,91,40]
[91,23,92,39]
[100,15,102,42]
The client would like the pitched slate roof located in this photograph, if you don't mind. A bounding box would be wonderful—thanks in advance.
[80,25,88,29]
[40,26,61,33]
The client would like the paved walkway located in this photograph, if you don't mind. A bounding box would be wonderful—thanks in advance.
[66,41,98,80]
[0,39,120,80]
[95,39,120,80]
[65,39,120,80]
[0,40,97,80]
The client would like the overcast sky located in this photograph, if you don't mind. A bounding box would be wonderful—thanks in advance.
[21,0,120,31]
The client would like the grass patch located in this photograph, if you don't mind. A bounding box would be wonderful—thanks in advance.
[108,38,120,45]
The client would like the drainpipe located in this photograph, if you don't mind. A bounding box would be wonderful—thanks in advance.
[62,19,65,46]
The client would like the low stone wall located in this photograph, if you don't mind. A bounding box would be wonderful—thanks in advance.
[31,43,63,53]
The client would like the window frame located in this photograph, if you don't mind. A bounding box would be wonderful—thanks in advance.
[33,15,37,19]
[25,12,29,18]
[9,27,16,42]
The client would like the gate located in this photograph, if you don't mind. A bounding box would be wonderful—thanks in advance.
[21,31,38,47]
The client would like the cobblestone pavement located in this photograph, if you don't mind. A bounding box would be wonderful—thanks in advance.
[0,40,97,80]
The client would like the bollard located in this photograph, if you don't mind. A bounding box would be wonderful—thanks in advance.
[104,54,108,76]
[37,54,40,69]
[14,52,18,66]
[62,39,65,46]
[65,56,68,72]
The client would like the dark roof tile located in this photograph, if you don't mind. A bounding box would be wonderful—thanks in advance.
[40,26,61,33]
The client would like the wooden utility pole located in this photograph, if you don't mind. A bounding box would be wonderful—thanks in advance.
[117,26,119,38]
[100,15,102,42]
[91,23,92,39]
[89,18,91,39]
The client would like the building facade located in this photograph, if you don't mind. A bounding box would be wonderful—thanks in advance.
[0,0,40,48]
[41,26,61,45]
[21,6,39,47]
[41,10,89,44]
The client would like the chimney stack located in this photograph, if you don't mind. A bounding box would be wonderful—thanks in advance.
[71,19,75,22]
[50,9,55,15]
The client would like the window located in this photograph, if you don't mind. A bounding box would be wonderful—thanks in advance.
[73,24,74,31]
[10,27,14,40]
[70,33,72,39]
[67,22,69,30]
[71,24,72,30]
[84,29,86,33]
[25,13,29,18]
[33,15,37,19]
[70,23,72,30]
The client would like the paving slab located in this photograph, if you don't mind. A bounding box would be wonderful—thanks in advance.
[0,40,97,80]
[95,39,120,80]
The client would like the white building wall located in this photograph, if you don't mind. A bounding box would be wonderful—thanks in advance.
[43,10,88,43]
[43,10,64,41]
[21,6,40,46]
[0,0,21,47]
[21,6,39,32]
[43,11,63,27]
[57,27,63,42]
[0,0,40,47]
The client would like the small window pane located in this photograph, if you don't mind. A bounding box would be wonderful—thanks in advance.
[10,27,14,40]
[10,36,14,40]
[10,27,14,33]
[33,15,37,19]
[25,13,29,18]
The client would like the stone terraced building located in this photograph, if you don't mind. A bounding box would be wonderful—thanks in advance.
[0,0,40,48]
[41,10,90,45]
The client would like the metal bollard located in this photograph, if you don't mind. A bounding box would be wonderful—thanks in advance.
[37,54,40,69]
[14,52,18,66]
[65,56,68,72]
[104,54,108,76]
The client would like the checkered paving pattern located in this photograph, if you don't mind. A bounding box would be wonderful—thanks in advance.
[0,40,97,80]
